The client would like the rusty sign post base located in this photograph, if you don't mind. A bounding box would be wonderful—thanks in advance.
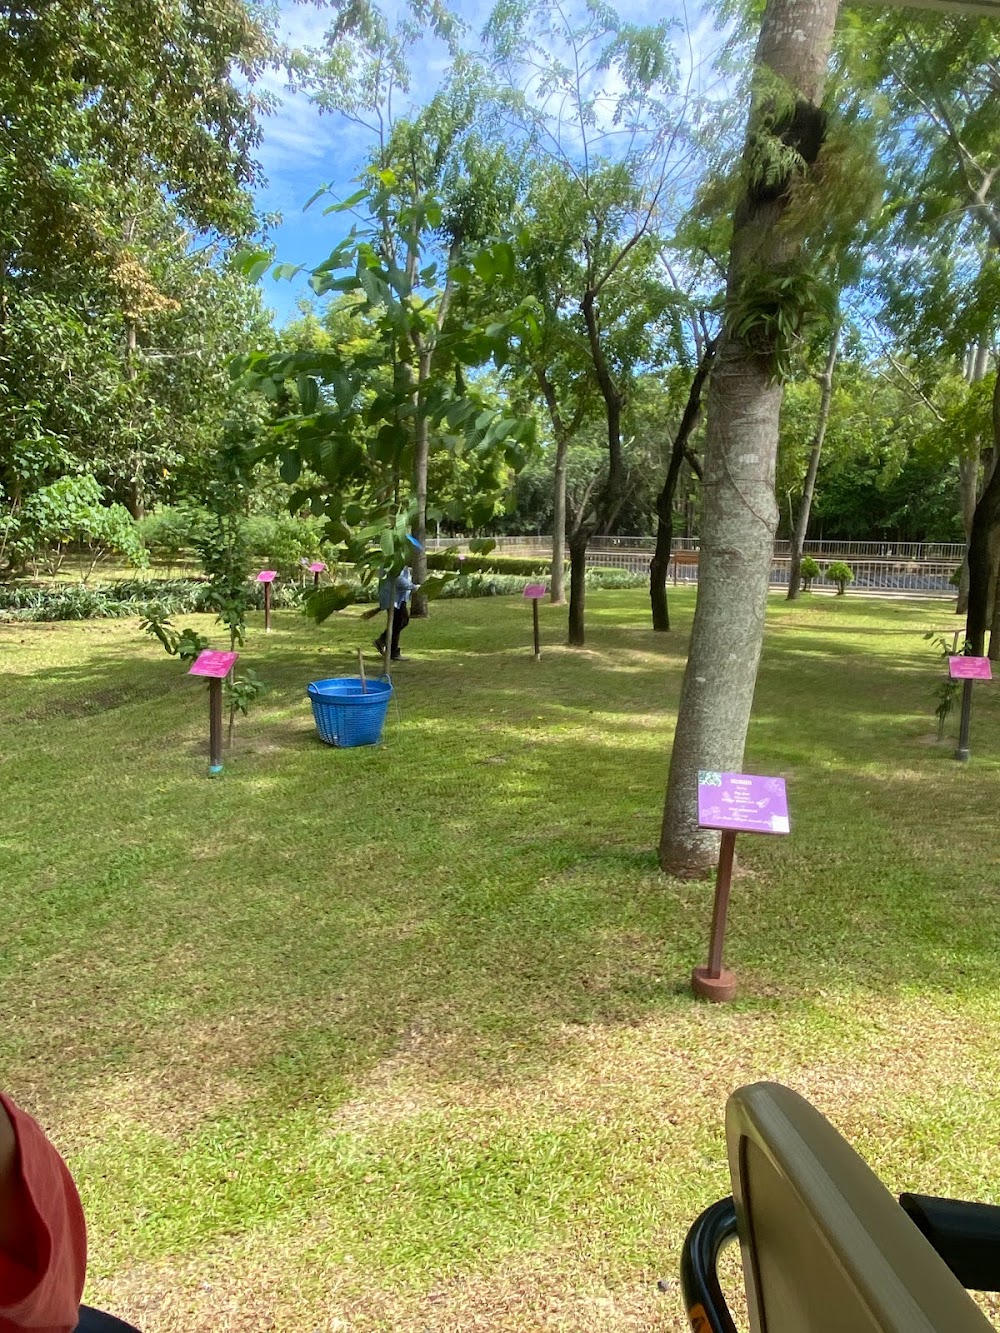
[691,829,739,1003]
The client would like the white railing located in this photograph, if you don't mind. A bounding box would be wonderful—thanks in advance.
[425,535,966,563]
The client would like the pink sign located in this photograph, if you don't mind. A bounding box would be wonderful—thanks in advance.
[949,656,992,680]
[256,570,277,583]
[308,561,327,573]
[698,772,790,836]
[523,584,547,600]
[189,650,238,679]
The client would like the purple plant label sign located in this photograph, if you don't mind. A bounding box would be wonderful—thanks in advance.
[949,656,992,680]
[189,650,238,679]
[256,570,277,583]
[308,561,327,573]
[697,771,790,835]
[523,584,547,599]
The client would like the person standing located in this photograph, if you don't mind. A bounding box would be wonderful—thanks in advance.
[374,566,418,661]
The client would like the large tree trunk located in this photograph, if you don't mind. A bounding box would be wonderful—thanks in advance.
[650,340,716,631]
[574,288,628,647]
[551,436,568,604]
[956,453,978,616]
[956,344,991,616]
[567,529,589,646]
[536,366,572,605]
[967,371,1000,655]
[659,0,841,878]
[787,322,839,600]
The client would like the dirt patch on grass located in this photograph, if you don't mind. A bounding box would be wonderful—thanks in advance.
[90,1247,673,1333]
[22,682,176,720]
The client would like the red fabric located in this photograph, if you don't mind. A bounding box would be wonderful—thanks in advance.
[0,1095,86,1333]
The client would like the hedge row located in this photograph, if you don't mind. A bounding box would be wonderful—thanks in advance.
[0,579,306,622]
[425,552,552,575]
[0,566,647,622]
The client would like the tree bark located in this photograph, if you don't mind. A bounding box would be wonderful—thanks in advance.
[956,344,991,616]
[536,367,572,606]
[568,528,589,646]
[659,0,841,878]
[551,437,568,604]
[787,322,839,600]
[967,370,1000,655]
[956,453,977,616]
[650,339,716,631]
[570,287,628,647]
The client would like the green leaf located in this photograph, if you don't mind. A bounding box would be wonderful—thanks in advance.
[272,262,303,282]
[472,252,496,283]
[325,187,368,214]
[279,451,301,484]
[305,584,356,624]
[379,529,395,557]
[233,247,272,280]
[296,375,319,413]
[417,574,452,601]
[302,184,329,211]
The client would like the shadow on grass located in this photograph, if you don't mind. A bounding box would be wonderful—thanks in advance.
[4,596,1000,1124]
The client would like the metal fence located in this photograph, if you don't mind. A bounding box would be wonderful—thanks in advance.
[425,536,960,598]
[426,535,967,564]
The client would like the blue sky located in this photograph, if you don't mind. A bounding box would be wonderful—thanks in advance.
[252,0,722,326]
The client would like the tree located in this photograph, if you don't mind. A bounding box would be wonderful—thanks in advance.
[235,180,538,611]
[787,318,840,598]
[0,0,277,530]
[296,0,521,613]
[659,0,845,878]
[845,13,1000,647]
[648,336,714,631]
[484,0,693,645]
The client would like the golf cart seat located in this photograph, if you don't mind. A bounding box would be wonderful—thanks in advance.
[681,1082,1000,1332]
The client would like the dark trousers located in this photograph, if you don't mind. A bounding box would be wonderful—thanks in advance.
[375,602,409,658]
[75,1307,141,1332]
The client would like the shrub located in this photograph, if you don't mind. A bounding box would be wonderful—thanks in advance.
[826,560,854,595]
[426,551,552,576]
[138,507,208,567]
[17,475,148,578]
[245,515,326,581]
[585,566,646,589]
[800,555,820,591]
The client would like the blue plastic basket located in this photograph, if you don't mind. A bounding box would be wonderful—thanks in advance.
[307,676,393,748]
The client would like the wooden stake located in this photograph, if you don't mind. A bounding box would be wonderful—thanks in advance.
[264,580,272,633]
[532,597,541,661]
[358,647,368,694]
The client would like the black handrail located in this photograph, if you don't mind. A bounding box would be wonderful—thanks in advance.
[679,1196,741,1333]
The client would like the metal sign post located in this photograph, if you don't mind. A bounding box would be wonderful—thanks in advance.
[256,570,277,632]
[309,561,326,590]
[949,656,992,761]
[523,584,546,660]
[692,771,791,1003]
[189,651,239,777]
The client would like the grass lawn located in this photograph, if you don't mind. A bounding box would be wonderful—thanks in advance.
[4,588,1000,1331]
